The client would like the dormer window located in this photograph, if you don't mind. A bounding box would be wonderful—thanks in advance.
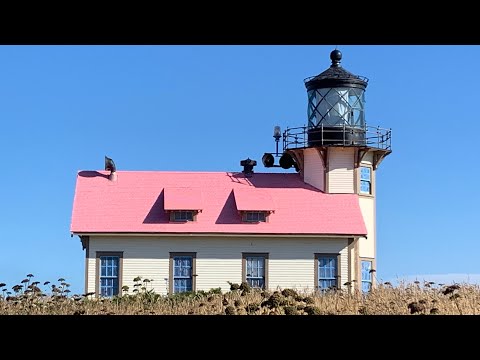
[242,211,268,223]
[170,210,196,222]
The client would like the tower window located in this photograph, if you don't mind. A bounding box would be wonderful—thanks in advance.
[360,166,372,194]
[242,211,267,223]
[361,260,373,293]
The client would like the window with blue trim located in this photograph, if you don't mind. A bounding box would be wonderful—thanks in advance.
[361,260,373,293]
[173,256,193,293]
[317,255,338,291]
[100,256,119,297]
[360,166,372,194]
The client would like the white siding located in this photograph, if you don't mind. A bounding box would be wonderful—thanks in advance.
[327,148,354,193]
[358,197,375,258]
[87,236,349,294]
[303,148,325,191]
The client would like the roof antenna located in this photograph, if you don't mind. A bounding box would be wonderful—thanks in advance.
[105,156,117,181]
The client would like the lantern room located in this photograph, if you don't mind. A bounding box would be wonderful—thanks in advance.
[304,49,368,146]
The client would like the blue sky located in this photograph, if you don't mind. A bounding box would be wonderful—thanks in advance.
[0,45,479,295]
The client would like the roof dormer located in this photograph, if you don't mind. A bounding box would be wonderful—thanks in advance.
[164,187,203,223]
[233,188,275,223]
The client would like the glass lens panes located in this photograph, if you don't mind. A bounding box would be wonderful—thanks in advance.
[100,256,119,297]
[361,260,372,293]
[307,90,317,127]
[308,87,365,128]
[246,256,265,289]
[318,256,337,290]
[348,88,365,127]
[173,256,193,293]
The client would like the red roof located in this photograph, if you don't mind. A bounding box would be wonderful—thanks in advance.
[70,171,367,236]
[233,188,275,212]
[164,187,203,211]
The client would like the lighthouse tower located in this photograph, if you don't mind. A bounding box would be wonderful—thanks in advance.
[265,49,392,290]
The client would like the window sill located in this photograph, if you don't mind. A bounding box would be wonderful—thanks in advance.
[358,193,375,198]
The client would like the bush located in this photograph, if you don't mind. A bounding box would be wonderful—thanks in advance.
[304,296,315,305]
[281,289,298,298]
[227,282,240,291]
[261,291,271,298]
[246,303,260,314]
[3,276,480,315]
[304,306,321,315]
[263,292,283,309]
[239,282,251,294]
[284,306,298,315]
[225,306,236,315]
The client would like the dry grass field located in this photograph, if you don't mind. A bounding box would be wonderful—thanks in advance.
[1,275,478,315]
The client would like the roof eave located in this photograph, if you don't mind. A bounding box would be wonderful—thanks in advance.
[71,231,367,238]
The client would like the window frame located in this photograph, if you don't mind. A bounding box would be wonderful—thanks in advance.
[169,252,197,294]
[360,258,374,293]
[314,253,341,292]
[241,211,268,223]
[169,210,197,222]
[357,164,374,196]
[95,251,123,298]
[242,253,269,290]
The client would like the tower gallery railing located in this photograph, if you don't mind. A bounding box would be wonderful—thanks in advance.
[283,124,392,151]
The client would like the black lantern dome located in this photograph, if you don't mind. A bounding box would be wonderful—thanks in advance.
[304,50,369,146]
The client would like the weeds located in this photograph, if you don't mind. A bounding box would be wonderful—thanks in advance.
[1,275,479,315]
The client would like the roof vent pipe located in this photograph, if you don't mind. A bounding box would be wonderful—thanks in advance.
[240,158,257,178]
[105,156,117,181]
